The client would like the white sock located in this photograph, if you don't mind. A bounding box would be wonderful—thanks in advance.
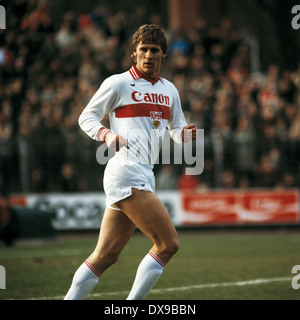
[64,260,101,300]
[127,250,166,300]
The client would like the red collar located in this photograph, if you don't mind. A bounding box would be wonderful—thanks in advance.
[129,65,162,85]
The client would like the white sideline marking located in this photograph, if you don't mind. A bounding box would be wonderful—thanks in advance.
[27,276,291,300]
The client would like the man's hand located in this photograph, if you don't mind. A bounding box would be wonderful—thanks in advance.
[181,123,197,142]
[105,132,129,152]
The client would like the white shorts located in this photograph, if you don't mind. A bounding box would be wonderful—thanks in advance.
[103,155,155,210]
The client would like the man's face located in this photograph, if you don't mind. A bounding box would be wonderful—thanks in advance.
[134,42,165,80]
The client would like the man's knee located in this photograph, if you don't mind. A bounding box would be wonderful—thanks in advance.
[102,251,119,266]
[158,238,179,260]
[168,239,180,256]
[91,250,119,271]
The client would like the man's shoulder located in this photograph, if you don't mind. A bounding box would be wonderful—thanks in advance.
[102,70,131,89]
[159,76,178,94]
[160,76,174,86]
[105,70,130,83]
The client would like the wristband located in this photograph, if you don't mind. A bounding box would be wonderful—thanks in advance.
[97,127,111,142]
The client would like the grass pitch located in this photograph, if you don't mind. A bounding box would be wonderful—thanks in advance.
[0,229,299,300]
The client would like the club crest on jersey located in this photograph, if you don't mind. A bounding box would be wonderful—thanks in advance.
[150,111,162,129]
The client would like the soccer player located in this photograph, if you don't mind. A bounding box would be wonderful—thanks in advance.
[64,24,197,300]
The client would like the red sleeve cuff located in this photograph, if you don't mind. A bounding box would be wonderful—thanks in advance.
[97,127,111,142]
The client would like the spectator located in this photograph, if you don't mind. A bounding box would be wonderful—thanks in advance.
[221,169,237,189]
[55,21,75,49]
[277,172,297,189]
[0,113,15,194]
[59,162,79,192]
[17,122,36,193]
[281,125,300,173]
[233,115,256,185]
[156,165,178,190]
[0,192,20,247]
[255,153,279,187]
[35,114,66,191]
[177,167,200,190]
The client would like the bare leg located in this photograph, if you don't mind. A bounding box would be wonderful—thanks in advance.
[116,188,179,263]
[64,208,135,300]
[65,189,179,300]
[87,207,136,273]
[116,188,179,300]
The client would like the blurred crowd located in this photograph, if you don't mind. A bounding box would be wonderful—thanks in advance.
[0,0,299,195]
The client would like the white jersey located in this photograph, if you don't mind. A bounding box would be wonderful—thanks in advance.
[78,65,187,165]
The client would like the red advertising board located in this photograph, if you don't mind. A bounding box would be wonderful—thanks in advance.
[8,190,300,229]
[242,190,299,224]
[181,190,299,226]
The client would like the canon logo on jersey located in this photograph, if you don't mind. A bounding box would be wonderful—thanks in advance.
[131,91,170,106]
